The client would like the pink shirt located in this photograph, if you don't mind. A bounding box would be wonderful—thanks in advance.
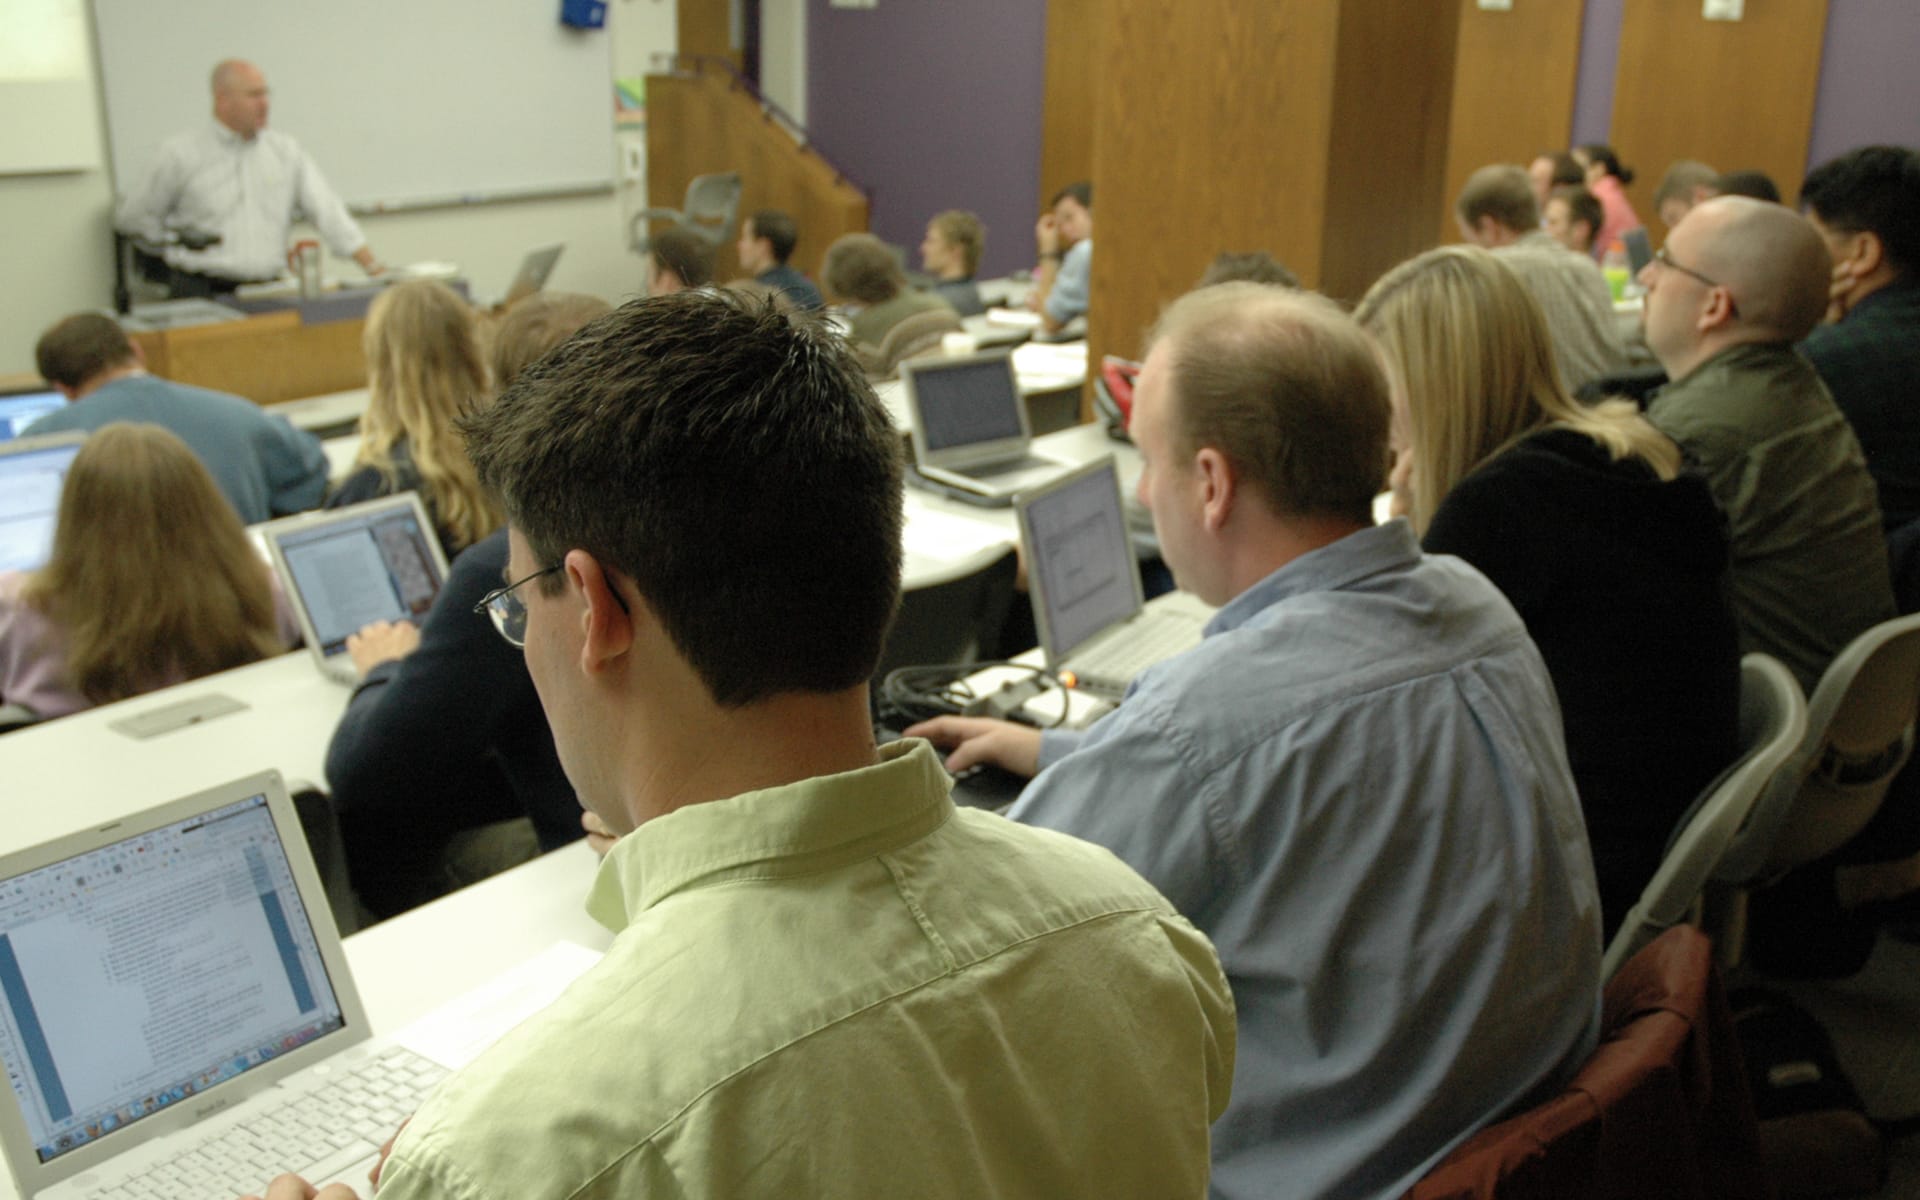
[0,570,300,721]
[1590,175,1644,261]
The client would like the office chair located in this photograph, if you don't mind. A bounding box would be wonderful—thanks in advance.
[1705,611,1920,966]
[870,306,965,379]
[1601,655,1806,981]
[628,171,743,255]
[873,545,1019,685]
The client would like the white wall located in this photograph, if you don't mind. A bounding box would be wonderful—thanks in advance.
[761,0,809,126]
[0,0,677,375]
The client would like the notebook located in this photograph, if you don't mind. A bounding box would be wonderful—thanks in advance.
[0,395,66,444]
[261,495,450,684]
[899,351,1072,507]
[0,435,87,577]
[1016,457,1212,702]
[499,244,564,309]
[0,772,595,1199]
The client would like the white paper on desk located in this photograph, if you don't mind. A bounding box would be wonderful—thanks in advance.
[986,306,1044,328]
[393,941,603,1068]
[903,505,1015,564]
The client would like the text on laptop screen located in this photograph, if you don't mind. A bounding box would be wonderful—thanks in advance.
[914,359,1025,453]
[1027,464,1140,659]
[0,795,345,1164]
[0,394,65,442]
[278,507,440,655]
[0,442,83,576]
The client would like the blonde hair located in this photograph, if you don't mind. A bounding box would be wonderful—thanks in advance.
[1355,246,1681,534]
[356,280,499,551]
[930,210,986,277]
[23,424,284,705]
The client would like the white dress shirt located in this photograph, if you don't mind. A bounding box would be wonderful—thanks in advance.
[116,122,367,282]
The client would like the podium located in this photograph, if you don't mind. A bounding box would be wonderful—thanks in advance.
[125,309,367,407]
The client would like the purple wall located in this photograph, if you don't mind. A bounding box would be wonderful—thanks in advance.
[1569,0,1623,148]
[805,0,1047,280]
[1807,0,1920,171]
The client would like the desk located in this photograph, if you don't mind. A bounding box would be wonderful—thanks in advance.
[273,387,370,437]
[323,434,361,483]
[0,652,347,853]
[127,312,368,407]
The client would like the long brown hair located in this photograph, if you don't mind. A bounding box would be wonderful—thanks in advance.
[1356,246,1680,533]
[355,280,499,550]
[23,424,285,704]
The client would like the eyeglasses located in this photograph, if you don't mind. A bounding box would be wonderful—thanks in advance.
[1652,247,1740,318]
[474,564,562,647]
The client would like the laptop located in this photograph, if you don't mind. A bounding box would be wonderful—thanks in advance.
[0,435,87,576]
[1621,228,1653,276]
[498,244,564,309]
[1017,457,1212,702]
[0,394,66,443]
[899,351,1072,507]
[262,495,450,683]
[0,772,595,1199]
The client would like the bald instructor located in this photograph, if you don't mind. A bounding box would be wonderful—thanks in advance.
[118,59,382,295]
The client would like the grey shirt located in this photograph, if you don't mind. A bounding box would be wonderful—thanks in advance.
[1494,231,1627,392]
[1013,520,1603,1200]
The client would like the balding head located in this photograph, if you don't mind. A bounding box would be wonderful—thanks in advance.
[1687,197,1831,341]
[210,59,268,137]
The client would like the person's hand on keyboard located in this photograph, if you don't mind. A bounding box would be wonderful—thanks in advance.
[903,716,1043,779]
[239,1172,360,1199]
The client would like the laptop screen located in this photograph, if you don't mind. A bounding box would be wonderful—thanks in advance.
[1024,461,1140,661]
[275,503,442,656]
[912,357,1025,454]
[0,440,84,575]
[0,793,346,1165]
[0,393,65,442]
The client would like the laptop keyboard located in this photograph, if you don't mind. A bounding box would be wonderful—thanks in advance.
[972,453,1062,479]
[83,1047,447,1200]
[1069,614,1203,696]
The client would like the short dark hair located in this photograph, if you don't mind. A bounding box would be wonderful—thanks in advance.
[822,233,904,305]
[1713,170,1781,204]
[1456,165,1540,233]
[1577,143,1634,186]
[1051,181,1092,211]
[36,313,137,388]
[1800,145,1920,278]
[1197,251,1300,290]
[745,210,800,264]
[462,291,903,706]
[1541,152,1584,188]
[1549,185,1604,240]
[651,227,717,289]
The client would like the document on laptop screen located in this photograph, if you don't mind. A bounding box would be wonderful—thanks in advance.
[1029,467,1139,658]
[0,444,80,574]
[281,519,438,654]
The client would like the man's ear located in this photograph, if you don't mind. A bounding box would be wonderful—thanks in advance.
[1847,229,1887,279]
[563,549,634,672]
[1194,447,1237,533]
[1698,286,1739,334]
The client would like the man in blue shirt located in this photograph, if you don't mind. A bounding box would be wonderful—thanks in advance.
[735,209,823,311]
[912,282,1603,1200]
[1028,181,1092,333]
[31,312,327,523]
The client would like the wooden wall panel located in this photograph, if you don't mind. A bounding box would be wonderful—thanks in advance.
[678,0,741,72]
[1611,0,1828,229]
[129,311,368,405]
[647,69,869,282]
[1437,0,1586,244]
[1039,0,1098,213]
[1320,0,1460,302]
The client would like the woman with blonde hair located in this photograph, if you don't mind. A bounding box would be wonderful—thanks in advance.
[329,279,499,556]
[0,423,294,718]
[1357,245,1738,935]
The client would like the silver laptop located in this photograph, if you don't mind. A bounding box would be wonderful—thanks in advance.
[262,494,450,684]
[900,351,1072,507]
[0,772,438,1199]
[1017,457,1212,702]
[499,244,564,309]
[0,434,87,576]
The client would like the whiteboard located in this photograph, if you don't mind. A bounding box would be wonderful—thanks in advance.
[92,0,615,212]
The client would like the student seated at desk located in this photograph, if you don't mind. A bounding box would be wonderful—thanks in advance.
[0,424,297,721]
[920,208,988,316]
[326,293,609,918]
[328,280,499,558]
[823,232,960,377]
[645,227,716,297]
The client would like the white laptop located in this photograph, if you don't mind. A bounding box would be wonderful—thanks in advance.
[0,772,595,1200]
[899,351,1072,507]
[0,434,87,577]
[499,244,564,309]
[0,394,66,444]
[1017,457,1212,702]
[262,495,450,684]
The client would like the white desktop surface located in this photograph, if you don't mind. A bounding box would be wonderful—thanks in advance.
[323,434,361,483]
[273,387,371,434]
[0,651,347,853]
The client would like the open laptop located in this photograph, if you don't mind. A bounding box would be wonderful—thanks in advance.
[498,244,564,309]
[262,495,450,683]
[899,351,1072,507]
[0,393,66,443]
[1621,227,1654,277]
[1017,457,1212,702]
[0,435,87,576]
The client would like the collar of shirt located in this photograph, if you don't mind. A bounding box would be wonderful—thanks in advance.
[586,739,953,931]
[209,119,250,148]
[1204,518,1422,639]
[1846,275,1920,321]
